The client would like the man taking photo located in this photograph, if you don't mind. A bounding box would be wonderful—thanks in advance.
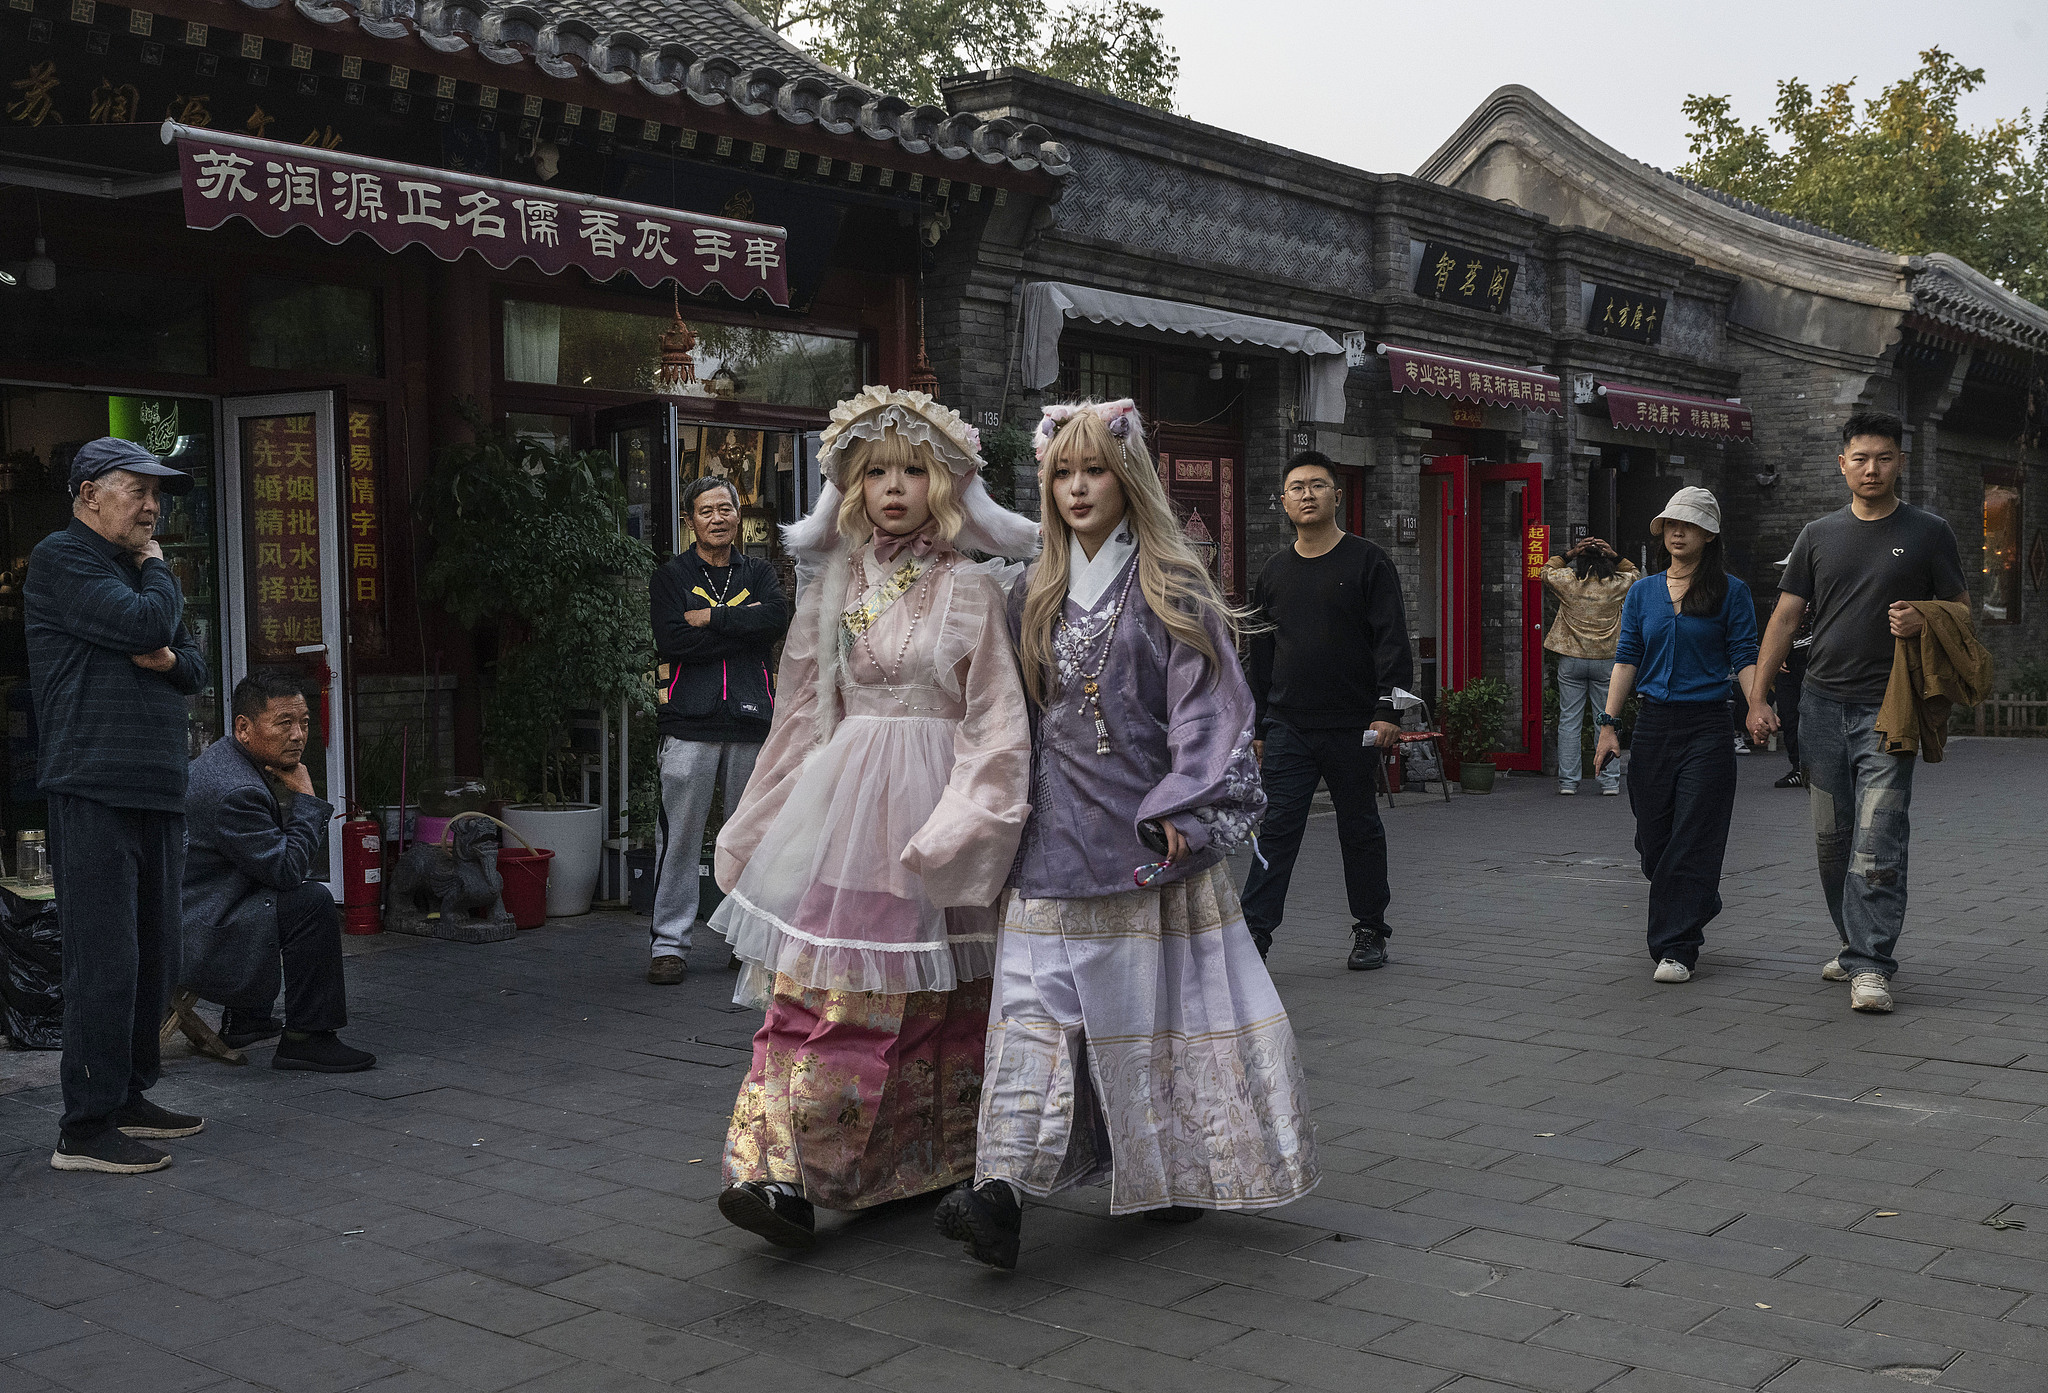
[1242,451,1412,970]
[181,670,375,1072]
[1748,412,1967,1014]
[29,438,208,1174]
[645,476,789,984]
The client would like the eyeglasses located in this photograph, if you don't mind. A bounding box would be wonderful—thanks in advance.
[1284,480,1333,497]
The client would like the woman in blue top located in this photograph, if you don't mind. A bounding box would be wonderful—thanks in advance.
[1595,488,1759,984]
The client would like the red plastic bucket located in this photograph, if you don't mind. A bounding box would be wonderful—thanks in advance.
[497,847,554,929]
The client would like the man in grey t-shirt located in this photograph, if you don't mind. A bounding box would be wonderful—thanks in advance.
[1748,411,1967,1014]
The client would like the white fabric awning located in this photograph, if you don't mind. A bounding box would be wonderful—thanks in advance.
[1021,281,1350,423]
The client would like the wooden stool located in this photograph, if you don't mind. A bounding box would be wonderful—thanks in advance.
[159,988,247,1066]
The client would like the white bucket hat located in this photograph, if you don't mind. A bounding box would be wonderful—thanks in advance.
[1651,486,1721,538]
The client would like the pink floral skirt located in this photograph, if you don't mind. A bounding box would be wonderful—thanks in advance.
[721,973,992,1210]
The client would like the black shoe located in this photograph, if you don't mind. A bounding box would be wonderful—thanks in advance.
[220,1009,284,1050]
[718,1181,817,1250]
[1142,1205,1205,1224]
[1775,770,1804,789]
[51,1125,171,1174]
[272,1032,377,1073]
[1347,927,1388,971]
[108,1096,204,1139]
[647,956,686,986]
[934,1180,1021,1270]
[1250,930,1273,959]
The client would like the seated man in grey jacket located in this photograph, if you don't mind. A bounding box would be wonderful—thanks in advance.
[182,670,373,1072]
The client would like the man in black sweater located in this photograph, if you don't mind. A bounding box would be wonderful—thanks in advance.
[1242,452,1413,970]
[645,477,790,984]
[28,438,209,1174]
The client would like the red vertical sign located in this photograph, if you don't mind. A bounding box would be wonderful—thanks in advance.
[347,405,386,656]
[244,413,323,660]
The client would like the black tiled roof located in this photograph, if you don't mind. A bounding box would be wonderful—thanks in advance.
[1658,172,1878,251]
[282,0,1070,175]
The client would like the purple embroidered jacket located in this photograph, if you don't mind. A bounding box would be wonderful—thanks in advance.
[1008,553,1266,901]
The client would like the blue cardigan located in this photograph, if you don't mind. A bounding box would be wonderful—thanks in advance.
[1615,572,1760,704]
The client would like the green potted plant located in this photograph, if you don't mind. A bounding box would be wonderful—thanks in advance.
[415,409,655,916]
[1440,677,1510,793]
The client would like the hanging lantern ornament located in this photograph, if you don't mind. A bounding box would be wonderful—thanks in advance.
[656,289,696,391]
[908,295,939,397]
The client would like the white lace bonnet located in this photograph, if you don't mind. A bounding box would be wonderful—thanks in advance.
[781,385,1040,562]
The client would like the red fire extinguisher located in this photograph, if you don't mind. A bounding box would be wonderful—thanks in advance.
[341,816,383,935]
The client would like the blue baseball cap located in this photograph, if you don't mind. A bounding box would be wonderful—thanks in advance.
[69,437,195,497]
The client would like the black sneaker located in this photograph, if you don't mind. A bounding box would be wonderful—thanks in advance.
[220,1009,284,1050]
[1347,926,1388,971]
[1142,1205,1206,1224]
[646,956,686,986]
[934,1180,1021,1270]
[272,1032,377,1073]
[51,1125,172,1174]
[718,1181,817,1250]
[109,1096,204,1139]
[1774,770,1804,789]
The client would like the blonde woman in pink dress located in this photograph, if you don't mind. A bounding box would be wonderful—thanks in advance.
[706,387,1039,1249]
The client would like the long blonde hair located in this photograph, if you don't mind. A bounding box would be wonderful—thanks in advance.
[1018,405,1245,707]
[832,429,961,545]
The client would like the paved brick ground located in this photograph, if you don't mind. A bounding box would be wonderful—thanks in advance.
[5,739,2048,1393]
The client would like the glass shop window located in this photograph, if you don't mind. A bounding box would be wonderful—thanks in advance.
[245,277,384,377]
[502,300,860,409]
[1982,471,2021,626]
[1059,349,1135,404]
[0,267,209,376]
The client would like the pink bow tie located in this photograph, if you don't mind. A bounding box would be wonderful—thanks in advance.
[872,525,938,564]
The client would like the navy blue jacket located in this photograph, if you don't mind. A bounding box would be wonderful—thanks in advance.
[180,735,332,1002]
[26,519,207,812]
[650,548,790,744]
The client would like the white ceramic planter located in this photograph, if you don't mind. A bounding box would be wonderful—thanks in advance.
[501,803,603,917]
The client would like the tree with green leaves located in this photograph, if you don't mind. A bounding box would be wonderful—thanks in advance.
[742,0,1178,112]
[1679,48,2048,307]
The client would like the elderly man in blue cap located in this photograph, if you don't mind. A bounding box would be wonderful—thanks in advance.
[28,437,208,1174]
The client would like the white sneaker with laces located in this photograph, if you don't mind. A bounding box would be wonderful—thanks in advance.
[1653,960,1691,983]
[1821,957,1850,982]
[1850,974,1893,1012]
[1558,783,1578,796]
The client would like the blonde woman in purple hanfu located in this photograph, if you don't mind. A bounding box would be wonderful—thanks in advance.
[707,387,1039,1249]
[936,399,1318,1270]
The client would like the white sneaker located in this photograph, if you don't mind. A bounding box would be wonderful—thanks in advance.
[1653,960,1692,983]
[1601,785,1621,796]
[1558,783,1578,796]
[1821,957,1850,982]
[1849,974,1893,1012]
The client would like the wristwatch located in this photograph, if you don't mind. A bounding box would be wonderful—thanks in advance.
[1596,713,1622,729]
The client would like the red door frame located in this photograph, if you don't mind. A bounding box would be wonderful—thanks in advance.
[1422,456,1545,772]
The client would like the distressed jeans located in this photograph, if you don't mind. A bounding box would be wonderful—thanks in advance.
[1799,692,1914,979]
[652,736,760,959]
[1554,655,1618,790]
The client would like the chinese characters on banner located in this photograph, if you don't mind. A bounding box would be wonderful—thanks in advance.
[347,405,387,657]
[243,414,323,662]
[1585,285,1666,345]
[1524,524,1551,580]
[1600,385,1754,441]
[1380,344,1565,416]
[1412,240,1517,315]
[174,129,792,305]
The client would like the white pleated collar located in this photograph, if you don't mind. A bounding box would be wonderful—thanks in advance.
[1067,523,1137,612]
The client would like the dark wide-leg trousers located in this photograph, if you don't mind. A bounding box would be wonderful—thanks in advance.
[1241,721,1391,940]
[218,882,349,1034]
[1626,700,1737,971]
[48,794,184,1134]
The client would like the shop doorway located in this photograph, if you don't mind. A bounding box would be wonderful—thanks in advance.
[1154,424,1244,600]
[221,392,352,890]
[1419,455,1545,772]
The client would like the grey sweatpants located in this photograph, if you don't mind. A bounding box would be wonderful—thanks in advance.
[651,736,760,958]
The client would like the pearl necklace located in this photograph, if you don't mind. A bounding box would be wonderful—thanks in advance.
[1057,564,1137,755]
[857,554,941,685]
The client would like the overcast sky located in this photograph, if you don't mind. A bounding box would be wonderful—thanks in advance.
[1156,0,2048,177]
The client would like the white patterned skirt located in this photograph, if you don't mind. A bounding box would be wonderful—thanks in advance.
[976,862,1319,1215]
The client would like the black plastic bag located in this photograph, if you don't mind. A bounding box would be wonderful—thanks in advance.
[1,884,61,1049]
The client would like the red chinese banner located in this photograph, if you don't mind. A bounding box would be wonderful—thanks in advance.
[168,122,791,307]
[1600,383,1754,441]
[347,406,387,658]
[1524,523,1550,580]
[1379,343,1564,416]
[244,414,323,661]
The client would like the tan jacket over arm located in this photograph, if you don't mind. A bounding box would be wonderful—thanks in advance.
[1873,600,1993,763]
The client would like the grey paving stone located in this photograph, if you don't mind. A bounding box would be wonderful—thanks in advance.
[112,1236,299,1298]
[689,1299,913,1376]
[409,1230,602,1288]
[1626,1260,1877,1326]
[0,1245,136,1307]
[1778,1254,2021,1319]
[853,1294,1081,1367]
[1326,1275,1560,1340]
[695,1254,904,1320]
[183,1322,404,1393]
[836,1248,1065,1314]
[528,1309,742,1382]
[1434,1229,1655,1284]
[1530,1312,1794,1386]
[534,1260,750,1328]
[1027,1336,1287,1393]
[62,1284,270,1351]
[260,1274,432,1343]
[356,1313,579,1391]
[855,1345,1086,1393]
[0,1289,94,1359]
[1173,1284,1399,1349]
[1570,1219,1802,1277]
[271,1235,458,1293]
[389,1270,589,1336]
[1370,1321,1626,1393]
[1932,1351,2048,1393]
[1479,1268,1722,1332]
[1016,1287,1247,1357]
[1144,1235,1364,1299]
[11,1331,222,1393]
